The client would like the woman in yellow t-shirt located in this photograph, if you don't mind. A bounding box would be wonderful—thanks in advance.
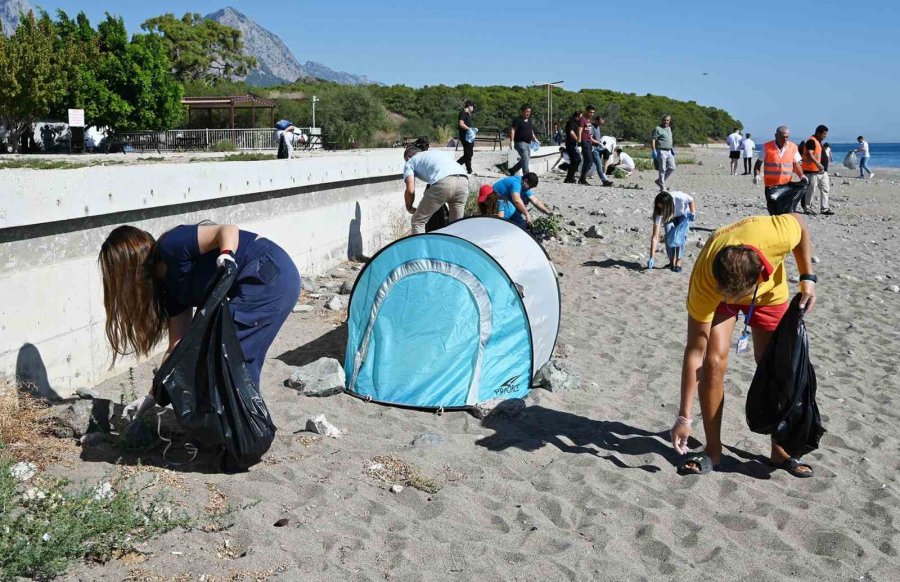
[670,213,817,477]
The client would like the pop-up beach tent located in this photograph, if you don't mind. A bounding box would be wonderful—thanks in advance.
[344,217,560,410]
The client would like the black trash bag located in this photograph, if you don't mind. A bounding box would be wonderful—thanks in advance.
[425,204,450,232]
[745,294,825,457]
[276,134,289,159]
[152,264,277,471]
[765,182,807,215]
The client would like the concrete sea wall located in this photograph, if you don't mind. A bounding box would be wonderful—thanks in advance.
[0,150,411,399]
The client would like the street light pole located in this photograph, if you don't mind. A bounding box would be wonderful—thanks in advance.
[531,81,564,138]
[311,96,319,129]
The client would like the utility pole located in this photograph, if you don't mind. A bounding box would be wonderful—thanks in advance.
[531,81,564,138]
[311,95,320,129]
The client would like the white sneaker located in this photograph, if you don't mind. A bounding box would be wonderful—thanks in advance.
[869,173,875,179]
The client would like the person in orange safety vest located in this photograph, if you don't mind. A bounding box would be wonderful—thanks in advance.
[753,126,808,214]
[799,125,833,215]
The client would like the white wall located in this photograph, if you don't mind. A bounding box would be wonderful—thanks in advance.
[0,150,412,399]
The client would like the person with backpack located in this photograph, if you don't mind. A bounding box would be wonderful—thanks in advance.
[647,191,696,272]
[669,213,817,478]
[100,223,301,421]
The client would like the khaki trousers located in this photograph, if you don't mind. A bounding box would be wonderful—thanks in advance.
[804,172,830,211]
[411,175,469,234]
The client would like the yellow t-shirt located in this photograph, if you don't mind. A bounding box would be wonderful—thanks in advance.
[687,215,802,322]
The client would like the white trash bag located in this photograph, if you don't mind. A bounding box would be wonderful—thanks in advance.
[843,150,859,170]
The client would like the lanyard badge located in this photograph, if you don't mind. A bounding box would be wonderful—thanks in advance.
[735,285,759,355]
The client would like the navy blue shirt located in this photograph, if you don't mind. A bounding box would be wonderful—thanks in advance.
[157,225,260,316]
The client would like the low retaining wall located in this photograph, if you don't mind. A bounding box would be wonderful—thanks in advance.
[0,150,413,399]
[506,146,563,175]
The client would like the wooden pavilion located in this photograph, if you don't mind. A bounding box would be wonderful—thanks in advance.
[182,94,277,129]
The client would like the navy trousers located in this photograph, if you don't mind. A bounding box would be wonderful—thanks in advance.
[228,240,301,390]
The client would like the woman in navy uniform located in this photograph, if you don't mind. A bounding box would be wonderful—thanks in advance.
[99,223,301,416]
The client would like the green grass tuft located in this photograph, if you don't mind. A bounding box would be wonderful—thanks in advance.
[0,455,190,580]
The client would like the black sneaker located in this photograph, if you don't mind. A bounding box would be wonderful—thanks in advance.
[821,208,835,215]
[602,181,613,187]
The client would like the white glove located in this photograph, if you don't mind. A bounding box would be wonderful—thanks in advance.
[216,252,236,269]
[753,174,760,185]
[122,394,155,421]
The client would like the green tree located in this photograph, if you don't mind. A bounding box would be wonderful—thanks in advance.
[141,13,256,85]
[0,11,74,152]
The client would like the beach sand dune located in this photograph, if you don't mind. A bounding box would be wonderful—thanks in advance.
[67,149,900,581]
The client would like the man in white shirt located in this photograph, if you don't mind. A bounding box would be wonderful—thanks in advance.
[726,128,743,175]
[402,147,469,234]
[855,136,873,179]
[740,133,755,175]
[608,147,635,176]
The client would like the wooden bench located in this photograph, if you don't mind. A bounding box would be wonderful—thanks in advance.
[455,126,505,151]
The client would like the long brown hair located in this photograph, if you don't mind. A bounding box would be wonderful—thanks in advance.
[99,226,167,366]
[653,192,675,225]
[478,192,500,216]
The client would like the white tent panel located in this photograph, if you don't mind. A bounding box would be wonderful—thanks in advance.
[438,218,560,372]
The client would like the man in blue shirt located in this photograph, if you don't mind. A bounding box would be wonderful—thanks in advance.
[492,173,552,228]
[403,146,469,234]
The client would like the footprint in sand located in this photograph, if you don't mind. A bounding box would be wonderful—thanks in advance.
[714,512,759,532]
[801,530,865,560]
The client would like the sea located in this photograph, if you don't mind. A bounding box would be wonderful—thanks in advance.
[827,142,900,169]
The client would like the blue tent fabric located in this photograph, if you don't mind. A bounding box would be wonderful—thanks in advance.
[345,233,534,409]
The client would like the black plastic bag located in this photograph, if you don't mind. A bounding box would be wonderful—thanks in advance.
[765,182,807,215]
[276,134,289,159]
[425,204,450,232]
[745,294,825,456]
[152,264,277,471]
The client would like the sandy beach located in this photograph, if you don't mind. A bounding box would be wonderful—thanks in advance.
[50,147,900,581]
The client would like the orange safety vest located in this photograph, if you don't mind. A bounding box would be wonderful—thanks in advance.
[800,136,823,173]
[763,140,798,187]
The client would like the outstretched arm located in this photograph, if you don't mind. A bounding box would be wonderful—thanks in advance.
[404,176,417,214]
[790,213,816,312]
[529,195,551,215]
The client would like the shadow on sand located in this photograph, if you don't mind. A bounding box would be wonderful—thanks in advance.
[276,324,348,367]
[583,259,644,271]
[477,405,773,478]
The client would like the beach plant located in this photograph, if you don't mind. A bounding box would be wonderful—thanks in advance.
[212,139,238,152]
[634,158,655,172]
[612,167,629,179]
[531,214,563,238]
[0,455,190,580]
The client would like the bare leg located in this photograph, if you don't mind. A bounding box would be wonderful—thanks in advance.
[683,311,737,472]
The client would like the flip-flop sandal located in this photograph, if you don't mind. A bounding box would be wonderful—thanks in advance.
[771,457,814,478]
[677,452,715,476]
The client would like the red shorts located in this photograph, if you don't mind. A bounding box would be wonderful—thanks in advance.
[714,301,788,332]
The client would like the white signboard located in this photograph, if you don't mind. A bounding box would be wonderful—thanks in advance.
[68,109,85,127]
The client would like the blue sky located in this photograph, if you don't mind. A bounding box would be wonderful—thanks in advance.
[34,0,900,142]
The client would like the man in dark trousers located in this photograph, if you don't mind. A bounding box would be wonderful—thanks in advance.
[457,100,476,174]
[509,104,537,176]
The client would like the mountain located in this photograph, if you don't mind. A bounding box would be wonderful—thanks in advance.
[0,0,33,36]
[205,7,372,86]
[301,61,371,86]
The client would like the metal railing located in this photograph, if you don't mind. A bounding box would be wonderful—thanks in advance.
[113,128,320,152]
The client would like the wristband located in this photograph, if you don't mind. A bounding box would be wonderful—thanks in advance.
[674,415,693,426]
[799,274,817,283]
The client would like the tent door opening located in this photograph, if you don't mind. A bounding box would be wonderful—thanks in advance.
[348,260,493,408]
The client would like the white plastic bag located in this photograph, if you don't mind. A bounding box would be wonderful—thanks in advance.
[843,151,858,170]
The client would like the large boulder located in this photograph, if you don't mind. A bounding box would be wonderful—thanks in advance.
[533,359,579,392]
[285,358,346,397]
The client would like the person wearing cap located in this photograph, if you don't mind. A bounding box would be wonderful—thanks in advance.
[491,173,552,228]
[670,213,818,478]
[477,185,504,218]
[402,146,468,234]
